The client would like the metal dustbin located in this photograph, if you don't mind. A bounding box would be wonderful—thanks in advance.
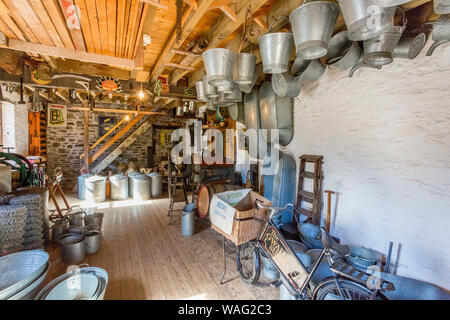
[261,251,280,280]
[110,174,129,200]
[148,172,162,198]
[132,175,151,201]
[128,172,143,198]
[85,176,107,203]
[181,203,195,237]
[78,174,94,200]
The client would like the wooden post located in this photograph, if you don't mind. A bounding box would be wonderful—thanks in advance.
[324,190,335,232]
[82,108,89,174]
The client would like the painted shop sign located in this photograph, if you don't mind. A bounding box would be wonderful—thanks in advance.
[99,116,117,136]
[48,104,68,128]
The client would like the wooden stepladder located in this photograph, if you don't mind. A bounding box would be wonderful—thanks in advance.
[296,155,324,226]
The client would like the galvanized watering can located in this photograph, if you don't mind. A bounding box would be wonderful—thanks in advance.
[362,7,407,67]
[426,15,450,56]
[434,0,450,14]
[325,31,362,70]
[393,32,426,60]
[289,0,340,60]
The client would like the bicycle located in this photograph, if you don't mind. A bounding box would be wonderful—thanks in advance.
[236,201,395,300]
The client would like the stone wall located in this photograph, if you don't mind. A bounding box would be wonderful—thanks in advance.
[286,41,450,288]
[46,109,185,189]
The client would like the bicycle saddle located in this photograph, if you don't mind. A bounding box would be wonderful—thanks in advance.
[320,228,350,256]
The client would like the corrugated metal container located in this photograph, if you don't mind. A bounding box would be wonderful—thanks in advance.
[128,172,142,198]
[85,176,107,203]
[110,174,129,200]
[132,175,151,201]
[78,174,94,200]
[148,172,162,198]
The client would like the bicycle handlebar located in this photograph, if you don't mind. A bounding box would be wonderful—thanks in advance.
[255,200,295,212]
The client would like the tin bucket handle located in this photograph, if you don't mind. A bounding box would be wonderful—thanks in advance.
[267,15,289,33]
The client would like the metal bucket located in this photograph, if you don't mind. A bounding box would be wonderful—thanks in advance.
[52,221,67,241]
[271,73,301,98]
[176,106,184,117]
[434,0,450,14]
[380,0,412,6]
[258,32,294,74]
[202,75,218,98]
[68,211,86,227]
[338,0,393,41]
[206,98,217,112]
[202,48,235,86]
[181,203,195,237]
[148,172,162,198]
[132,175,151,201]
[84,231,101,254]
[59,234,86,264]
[289,1,340,59]
[426,15,450,56]
[393,32,426,59]
[224,85,243,103]
[325,31,361,70]
[363,9,406,67]
[234,53,256,86]
[195,80,207,102]
[84,213,104,230]
[216,81,235,94]
[85,176,107,203]
[110,174,129,200]
[261,252,279,280]
[77,174,94,200]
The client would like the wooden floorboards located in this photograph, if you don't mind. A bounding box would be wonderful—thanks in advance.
[44,195,279,300]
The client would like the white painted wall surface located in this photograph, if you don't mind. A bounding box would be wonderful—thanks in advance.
[286,41,450,289]
[1,101,29,155]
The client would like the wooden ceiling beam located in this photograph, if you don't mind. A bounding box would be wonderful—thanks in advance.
[139,0,168,10]
[146,0,216,82]
[58,0,87,52]
[42,0,76,50]
[1,39,140,69]
[172,0,270,85]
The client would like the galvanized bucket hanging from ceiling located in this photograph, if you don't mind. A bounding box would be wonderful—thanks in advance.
[426,15,450,56]
[289,0,340,60]
[234,53,257,86]
[195,80,207,102]
[393,32,426,59]
[216,81,235,94]
[202,75,218,99]
[434,0,450,14]
[258,18,294,74]
[337,0,394,41]
[362,7,407,67]
[325,31,361,70]
[202,48,235,86]
[380,0,412,7]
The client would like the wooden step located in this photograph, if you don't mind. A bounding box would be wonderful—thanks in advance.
[298,190,315,200]
[299,207,313,217]
[300,172,316,179]
[300,155,324,162]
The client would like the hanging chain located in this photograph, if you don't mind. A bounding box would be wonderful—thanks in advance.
[175,0,184,43]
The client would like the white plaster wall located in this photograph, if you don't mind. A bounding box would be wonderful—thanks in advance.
[1,101,29,155]
[286,40,450,289]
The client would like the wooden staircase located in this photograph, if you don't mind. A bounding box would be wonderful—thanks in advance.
[91,117,151,174]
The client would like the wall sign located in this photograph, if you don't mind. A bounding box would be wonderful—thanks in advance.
[99,116,117,137]
[96,77,122,92]
[48,104,67,128]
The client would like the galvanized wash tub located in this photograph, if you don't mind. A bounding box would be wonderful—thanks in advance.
[0,250,49,300]
[7,262,50,300]
[59,234,86,264]
[36,267,108,300]
[289,1,340,59]
[110,173,129,200]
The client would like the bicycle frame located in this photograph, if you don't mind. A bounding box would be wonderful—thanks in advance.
[250,205,384,300]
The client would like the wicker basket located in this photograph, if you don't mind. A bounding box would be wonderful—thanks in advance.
[211,191,271,246]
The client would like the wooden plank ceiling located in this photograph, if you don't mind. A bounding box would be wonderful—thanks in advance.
[0,0,439,89]
[0,0,148,65]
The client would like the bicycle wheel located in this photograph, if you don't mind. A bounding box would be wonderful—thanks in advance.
[236,242,261,284]
[313,278,381,300]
